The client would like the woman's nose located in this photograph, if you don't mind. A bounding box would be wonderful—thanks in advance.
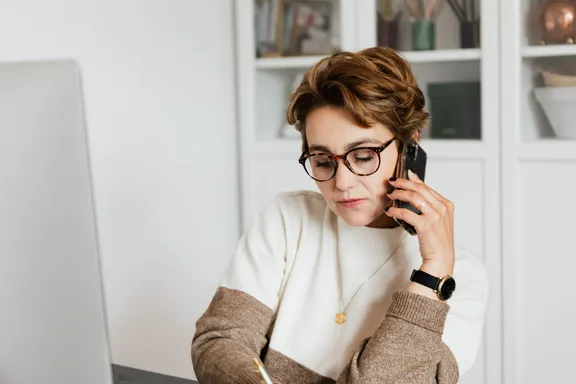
[334,161,357,191]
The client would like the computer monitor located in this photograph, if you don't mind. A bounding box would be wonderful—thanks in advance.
[0,60,113,384]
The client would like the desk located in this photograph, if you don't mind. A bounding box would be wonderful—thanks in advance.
[112,365,197,384]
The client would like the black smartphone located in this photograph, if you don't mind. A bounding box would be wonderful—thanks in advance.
[392,141,427,236]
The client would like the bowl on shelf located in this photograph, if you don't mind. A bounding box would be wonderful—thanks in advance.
[540,70,576,86]
[538,59,576,86]
[534,86,576,139]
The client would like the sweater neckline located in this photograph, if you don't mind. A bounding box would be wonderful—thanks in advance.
[336,216,412,264]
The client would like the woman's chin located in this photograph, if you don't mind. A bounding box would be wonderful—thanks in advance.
[336,210,377,227]
[334,207,398,228]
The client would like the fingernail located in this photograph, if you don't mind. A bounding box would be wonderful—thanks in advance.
[384,207,390,212]
[389,177,397,182]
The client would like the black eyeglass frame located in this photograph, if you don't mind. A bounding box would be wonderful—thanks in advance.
[298,137,396,182]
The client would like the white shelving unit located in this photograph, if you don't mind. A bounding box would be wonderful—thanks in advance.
[501,1,576,384]
[234,0,576,383]
[256,48,482,69]
[518,140,576,161]
[522,44,576,58]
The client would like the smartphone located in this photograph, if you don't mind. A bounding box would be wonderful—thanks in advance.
[392,141,427,236]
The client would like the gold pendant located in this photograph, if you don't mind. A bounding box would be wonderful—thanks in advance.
[335,312,347,325]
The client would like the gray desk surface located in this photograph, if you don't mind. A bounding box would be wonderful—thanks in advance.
[112,365,197,384]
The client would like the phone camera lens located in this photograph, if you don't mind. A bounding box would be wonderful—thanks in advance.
[407,145,417,160]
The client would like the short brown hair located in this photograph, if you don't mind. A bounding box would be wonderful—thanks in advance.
[286,47,429,153]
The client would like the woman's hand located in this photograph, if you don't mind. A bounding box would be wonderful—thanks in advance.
[385,169,455,284]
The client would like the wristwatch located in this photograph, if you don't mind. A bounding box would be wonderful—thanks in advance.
[410,269,456,301]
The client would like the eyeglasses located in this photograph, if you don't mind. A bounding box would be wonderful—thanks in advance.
[298,138,396,182]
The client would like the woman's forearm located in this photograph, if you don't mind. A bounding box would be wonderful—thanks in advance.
[191,287,276,384]
[337,291,459,384]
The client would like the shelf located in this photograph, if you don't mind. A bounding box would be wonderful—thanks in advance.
[256,55,326,70]
[403,49,482,64]
[254,138,486,160]
[522,45,576,58]
[255,49,481,70]
[518,140,576,161]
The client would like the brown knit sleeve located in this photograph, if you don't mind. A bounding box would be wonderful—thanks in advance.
[191,287,279,384]
[337,291,459,384]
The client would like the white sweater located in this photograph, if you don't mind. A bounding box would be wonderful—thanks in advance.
[217,190,489,380]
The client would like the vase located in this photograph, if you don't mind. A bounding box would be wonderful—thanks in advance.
[412,20,435,51]
[537,0,576,45]
[377,14,399,49]
[460,20,481,48]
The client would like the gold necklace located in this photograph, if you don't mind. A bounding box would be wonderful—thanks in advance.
[335,234,408,325]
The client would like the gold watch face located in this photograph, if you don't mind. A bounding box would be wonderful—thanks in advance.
[438,276,456,300]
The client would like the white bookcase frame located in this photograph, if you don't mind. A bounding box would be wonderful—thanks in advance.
[501,1,576,383]
[234,1,576,382]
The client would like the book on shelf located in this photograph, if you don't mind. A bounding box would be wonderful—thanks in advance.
[254,0,340,58]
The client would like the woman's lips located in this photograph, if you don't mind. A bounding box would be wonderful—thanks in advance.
[338,198,367,208]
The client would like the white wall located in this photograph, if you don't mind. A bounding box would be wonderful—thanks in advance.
[0,0,238,380]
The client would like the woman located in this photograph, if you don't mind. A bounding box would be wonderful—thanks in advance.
[191,47,488,383]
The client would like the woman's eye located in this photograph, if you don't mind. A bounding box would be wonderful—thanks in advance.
[315,161,332,168]
[354,156,373,163]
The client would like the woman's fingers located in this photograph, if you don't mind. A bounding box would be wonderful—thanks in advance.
[407,170,448,205]
[407,169,423,183]
[389,171,456,275]
[389,174,440,212]
[387,189,437,215]
[384,205,423,229]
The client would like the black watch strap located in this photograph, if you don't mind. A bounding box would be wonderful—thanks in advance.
[410,269,440,290]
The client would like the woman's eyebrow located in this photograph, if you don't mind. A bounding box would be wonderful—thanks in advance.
[308,139,384,153]
[344,138,383,150]
[308,144,331,153]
